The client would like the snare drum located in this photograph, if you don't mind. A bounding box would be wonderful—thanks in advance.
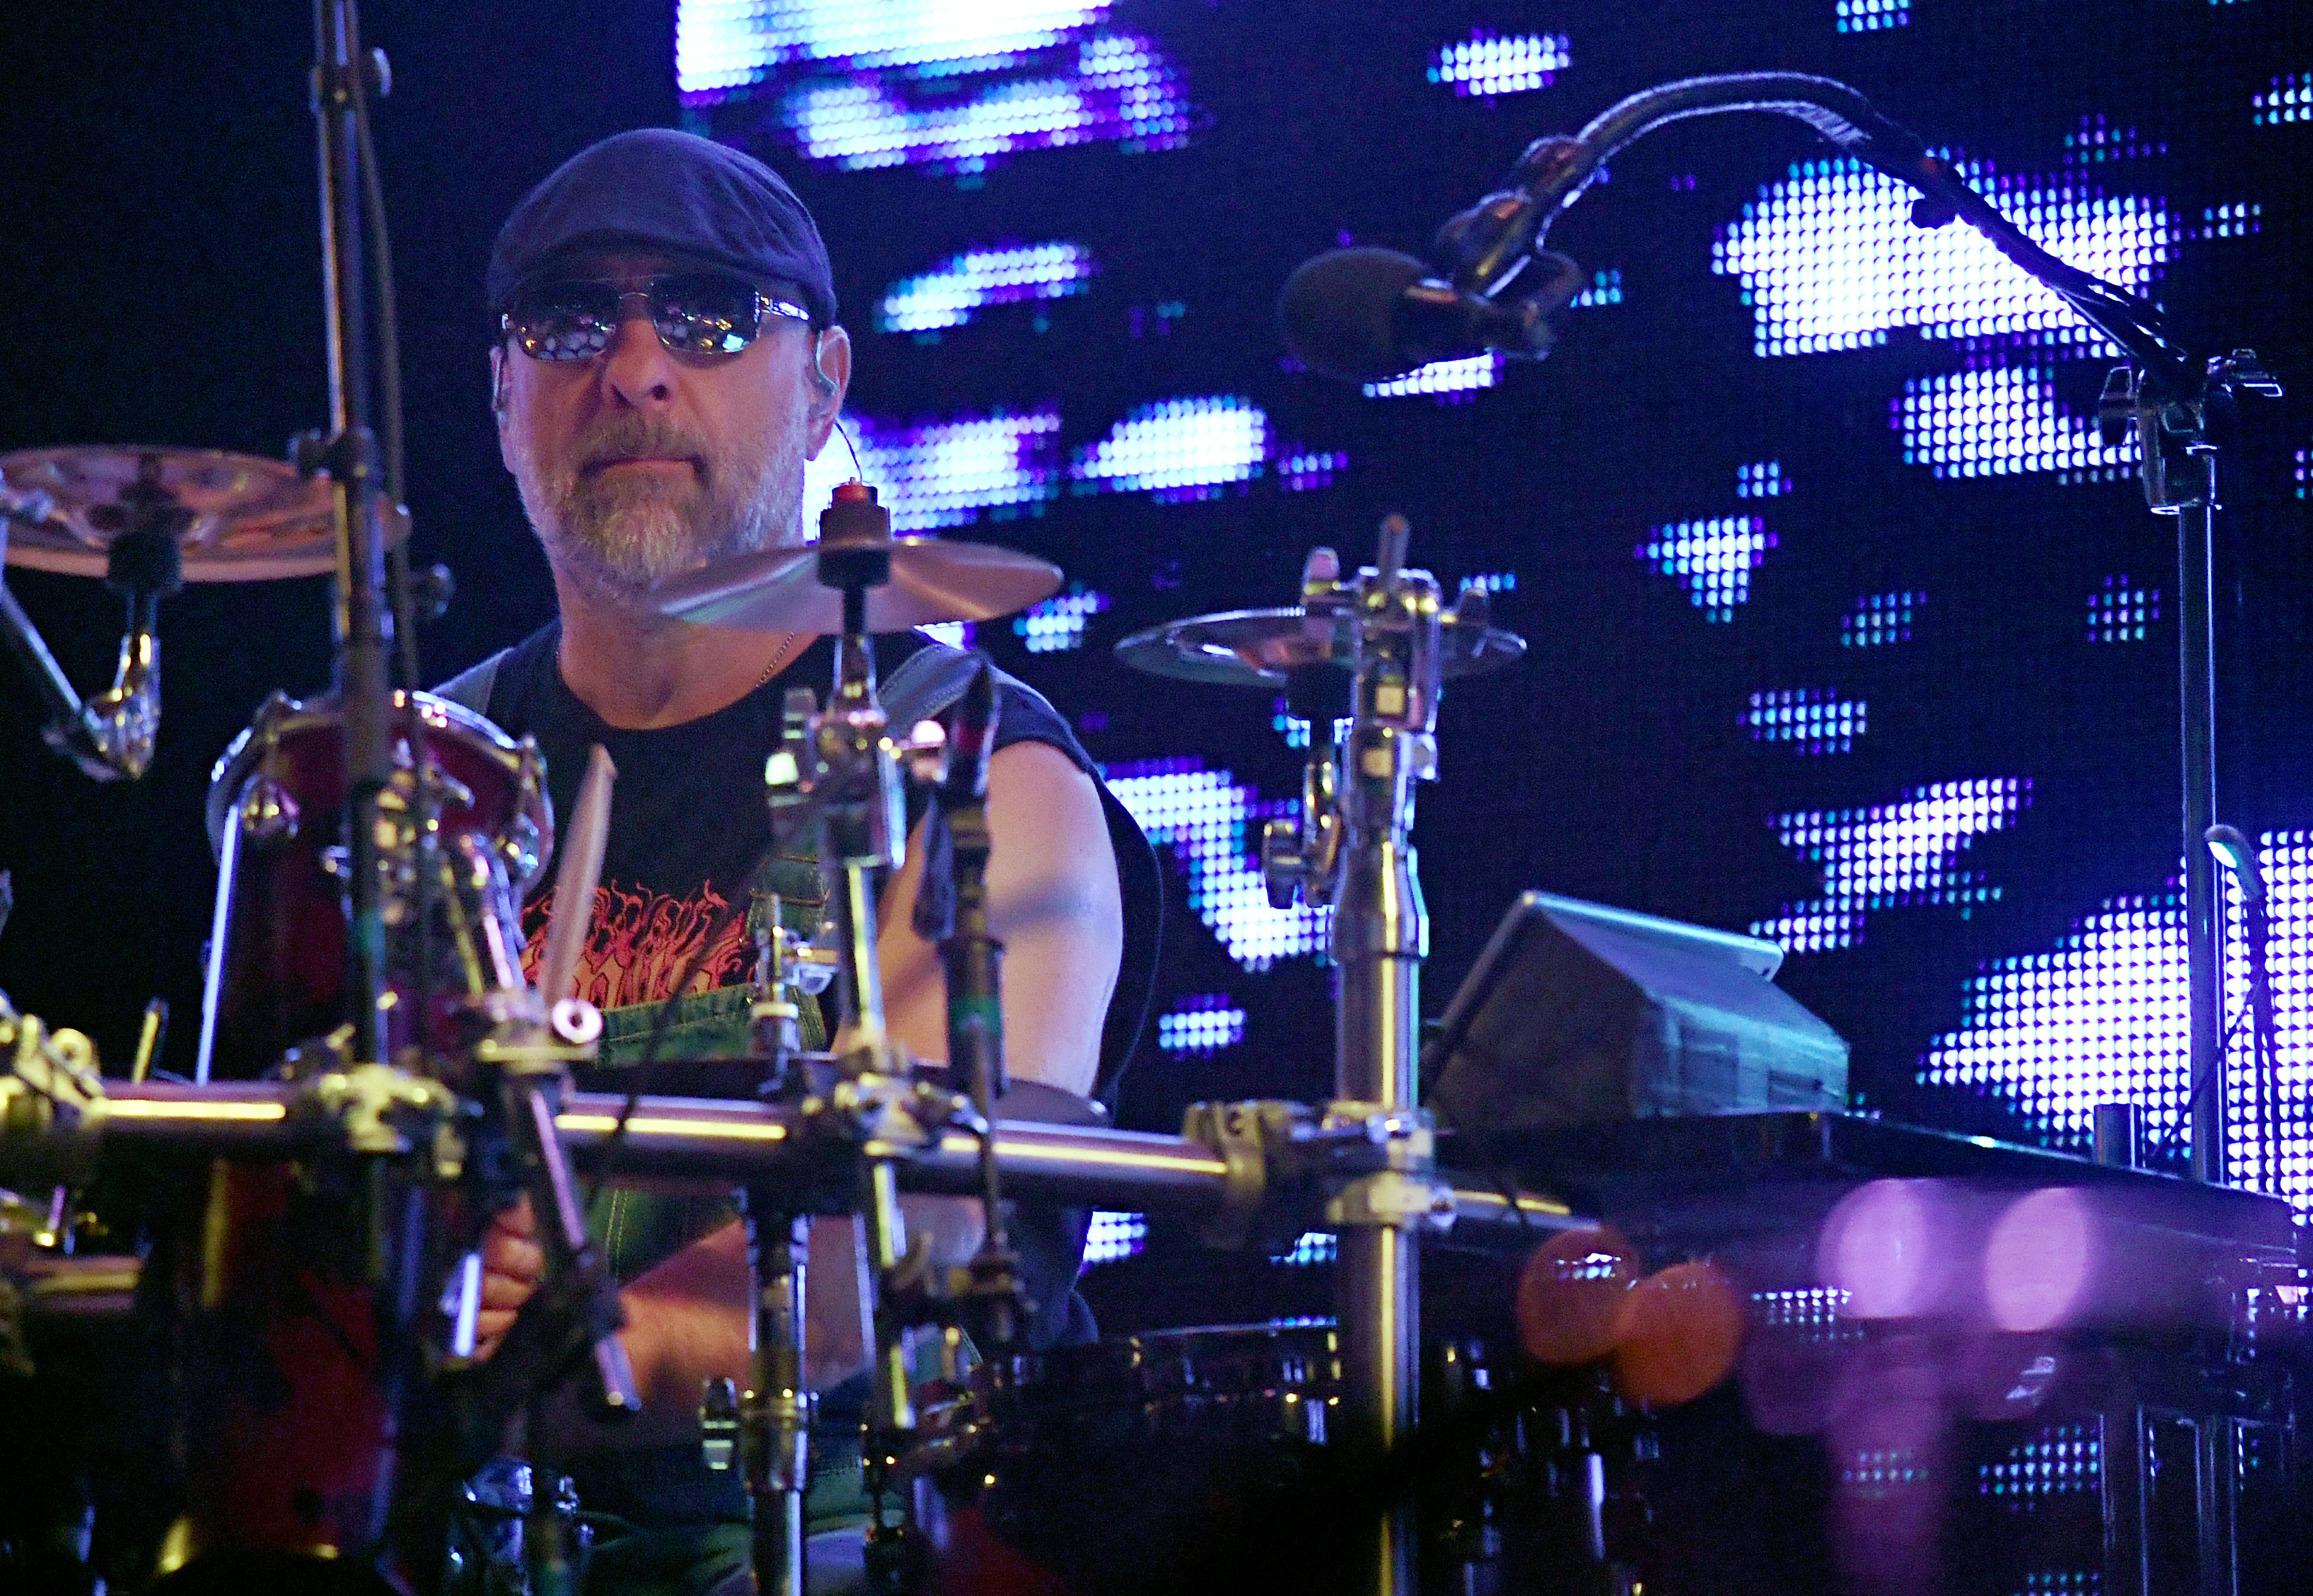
[195,688,552,1080]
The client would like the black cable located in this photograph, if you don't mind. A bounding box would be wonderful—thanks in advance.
[352,69,420,697]
[2146,1004,2251,1169]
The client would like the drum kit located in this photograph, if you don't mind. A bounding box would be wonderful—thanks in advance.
[2,423,1716,1596]
[3,18,2061,1596]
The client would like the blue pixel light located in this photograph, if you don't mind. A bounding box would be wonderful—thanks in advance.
[878,242,1098,332]
[1083,1209,1147,1266]
[1894,365,2138,482]
[1072,396,1270,498]
[1747,689,1866,755]
[1636,516,1775,622]
[2088,576,2160,642]
[1834,0,1909,32]
[1103,758,1329,968]
[1843,592,1920,647]
[1715,156,2173,358]
[1013,583,1110,652]
[1279,449,1347,492]
[677,0,1109,89]
[1271,698,1352,751]
[1755,778,2029,953]
[1568,268,1624,308]
[2063,114,2166,165]
[1274,1231,1338,1267]
[1979,1427,2100,1499]
[1736,461,1789,498]
[2254,74,2312,126]
[1156,995,1247,1055]
[1428,31,1570,98]
[763,31,1202,171]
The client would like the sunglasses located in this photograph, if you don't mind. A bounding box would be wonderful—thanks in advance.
[502,272,813,361]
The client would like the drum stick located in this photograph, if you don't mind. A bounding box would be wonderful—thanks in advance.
[538,744,616,1007]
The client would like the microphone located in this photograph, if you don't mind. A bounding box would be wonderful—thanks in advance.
[1431,134,1596,298]
[940,657,1001,806]
[1277,246,1585,384]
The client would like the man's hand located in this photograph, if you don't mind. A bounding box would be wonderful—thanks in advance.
[476,1194,546,1360]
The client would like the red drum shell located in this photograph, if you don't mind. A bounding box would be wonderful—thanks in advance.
[196,689,552,1079]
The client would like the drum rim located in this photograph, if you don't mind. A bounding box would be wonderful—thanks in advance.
[202,689,555,893]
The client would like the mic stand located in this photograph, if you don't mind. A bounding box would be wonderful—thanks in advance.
[928,661,1028,1355]
[702,919,836,1596]
[1456,70,2283,1183]
[302,0,399,1078]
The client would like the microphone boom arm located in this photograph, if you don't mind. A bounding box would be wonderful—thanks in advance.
[1497,71,2198,396]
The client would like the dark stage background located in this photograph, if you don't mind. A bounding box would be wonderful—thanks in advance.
[1,1,2308,1199]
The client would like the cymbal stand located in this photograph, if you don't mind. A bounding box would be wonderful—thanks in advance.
[1265,515,1462,1596]
[0,463,182,782]
[760,480,951,1594]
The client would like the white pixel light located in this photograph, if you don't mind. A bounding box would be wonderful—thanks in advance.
[1428,31,1570,98]
[1102,758,1329,968]
[1156,996,1247,1055]
[1636,516,1775,622]
[1013,584,1111,653]
[1072,396,1271,498]
[1894,365,2138,482]
[879,242,1098,332]
[1921,832,2313,1207]
[1755,778,2028,953]
[1714,156,2173,358]
[805,408,1062,532]
[770,33,1193,170]
[1362,354,1502,401]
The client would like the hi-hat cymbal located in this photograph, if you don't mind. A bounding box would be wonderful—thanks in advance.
[0,445,402,582]
[653,537,1063,635]
[1114,606,1526,687]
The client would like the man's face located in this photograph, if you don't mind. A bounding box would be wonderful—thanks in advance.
[494,248,850,602]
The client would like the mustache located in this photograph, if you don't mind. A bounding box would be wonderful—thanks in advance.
[573,415,712,480]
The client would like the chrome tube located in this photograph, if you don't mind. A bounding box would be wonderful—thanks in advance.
[89,1084,1236,1206]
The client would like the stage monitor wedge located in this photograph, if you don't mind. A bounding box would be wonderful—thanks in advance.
[1424,891,1848,1131]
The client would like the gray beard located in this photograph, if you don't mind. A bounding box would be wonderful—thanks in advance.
[512,419,806,603]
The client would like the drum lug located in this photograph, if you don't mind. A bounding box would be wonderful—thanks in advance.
[236,771,301,840]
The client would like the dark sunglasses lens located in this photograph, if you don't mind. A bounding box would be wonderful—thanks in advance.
[650,275,761,354]
[512,282,620,361]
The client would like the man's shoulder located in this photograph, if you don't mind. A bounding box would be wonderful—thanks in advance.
[428,623,560,726]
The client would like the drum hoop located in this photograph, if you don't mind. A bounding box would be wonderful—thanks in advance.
[202,689,555,892]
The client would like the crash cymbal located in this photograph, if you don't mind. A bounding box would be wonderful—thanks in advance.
[0,445,402,582]
[1113,605,1526,687]
[653,536,1063,635]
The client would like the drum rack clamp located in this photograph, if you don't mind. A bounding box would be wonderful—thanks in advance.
[1182,1098,1456,1255]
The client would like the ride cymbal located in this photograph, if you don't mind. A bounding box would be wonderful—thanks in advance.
[0,445,403,582]
[1113,605,1526,687]
[652,537,1062,635]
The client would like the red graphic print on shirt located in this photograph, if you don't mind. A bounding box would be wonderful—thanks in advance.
[520,881,753,1011]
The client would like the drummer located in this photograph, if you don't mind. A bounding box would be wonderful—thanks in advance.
[440,127,1159,1594]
